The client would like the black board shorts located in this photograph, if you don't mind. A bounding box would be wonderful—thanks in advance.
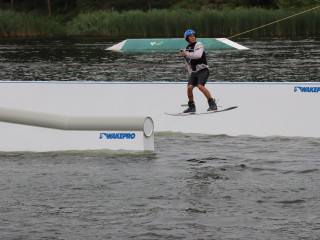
[188,68,209,87]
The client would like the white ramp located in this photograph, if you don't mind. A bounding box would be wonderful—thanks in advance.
[0,81,319,152]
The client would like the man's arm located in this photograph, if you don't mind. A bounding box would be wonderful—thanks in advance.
[185,42,204,59]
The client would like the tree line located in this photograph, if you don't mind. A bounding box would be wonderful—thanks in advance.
[1,0,319,16]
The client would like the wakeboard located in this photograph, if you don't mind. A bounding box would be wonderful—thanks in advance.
[165,106,238,116]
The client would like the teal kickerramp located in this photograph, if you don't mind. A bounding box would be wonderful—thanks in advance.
[107,38,248,51]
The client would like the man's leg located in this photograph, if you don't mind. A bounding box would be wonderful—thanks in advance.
[187,84,194,102]
[198,84,212,99]
[197,69,217,111]
[183,84,196,113]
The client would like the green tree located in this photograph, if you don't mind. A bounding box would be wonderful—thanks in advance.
[76,0,99,12]
[105,0,160,11]
[226,0,278,8]
[277,0,319,9]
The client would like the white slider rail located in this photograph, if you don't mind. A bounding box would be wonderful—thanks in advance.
[0,107,154,151]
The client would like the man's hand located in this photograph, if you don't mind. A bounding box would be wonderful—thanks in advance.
[180,51,187,57]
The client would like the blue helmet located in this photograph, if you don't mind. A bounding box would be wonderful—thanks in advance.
[184,29,196,42]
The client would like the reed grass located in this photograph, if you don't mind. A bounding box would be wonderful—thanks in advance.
[1,8,319,37]
[0,10,64,37]
[69,8,320,37]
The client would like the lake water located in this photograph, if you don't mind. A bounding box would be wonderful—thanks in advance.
[0,37,319,82]
[0,37,320,239]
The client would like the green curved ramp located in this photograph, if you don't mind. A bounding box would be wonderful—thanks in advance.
[107,38,248,51]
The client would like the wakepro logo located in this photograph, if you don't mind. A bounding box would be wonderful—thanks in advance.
[150,41,164,46]
[294,86,320,93]
[99,133,136,140]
